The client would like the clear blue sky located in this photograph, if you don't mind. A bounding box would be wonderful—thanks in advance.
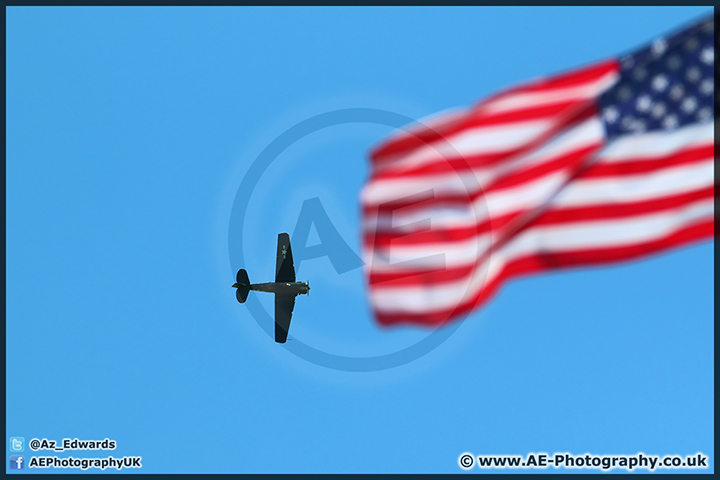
[6,6,713,474]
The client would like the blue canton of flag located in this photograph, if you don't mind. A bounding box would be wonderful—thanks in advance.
[599,16,714,139]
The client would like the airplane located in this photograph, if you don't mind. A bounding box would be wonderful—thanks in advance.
[232,233,310,343]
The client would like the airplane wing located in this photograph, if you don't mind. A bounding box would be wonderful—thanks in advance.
[275,232,296,282]
[274,294,296,343]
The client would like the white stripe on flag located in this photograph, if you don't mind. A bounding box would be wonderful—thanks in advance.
[479,69,619,114]
[370,198,713,314]
[372,120,552,173]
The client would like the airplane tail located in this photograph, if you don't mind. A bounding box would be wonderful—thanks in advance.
[235,269,250,303]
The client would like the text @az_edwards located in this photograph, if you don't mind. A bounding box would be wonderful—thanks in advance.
[29,437,115,452]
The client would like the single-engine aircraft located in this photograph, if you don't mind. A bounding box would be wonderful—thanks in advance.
[232,233,310,343]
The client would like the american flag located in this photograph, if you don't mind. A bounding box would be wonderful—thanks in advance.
[362,15,714,326]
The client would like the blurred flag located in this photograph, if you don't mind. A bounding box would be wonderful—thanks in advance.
[362,15,714,326]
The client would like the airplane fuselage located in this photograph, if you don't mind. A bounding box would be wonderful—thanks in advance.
[233,233,308,343]
[249,282,310,296]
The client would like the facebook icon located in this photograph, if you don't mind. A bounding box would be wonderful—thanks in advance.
[9,455,24,470]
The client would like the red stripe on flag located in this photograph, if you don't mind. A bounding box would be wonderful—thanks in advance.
[480,59,619,98]
[369,106,600,181]
[363,143,711,220]
[364,184,714,251]
[373,219,713,326]
[371,61,618,166]
[580,144,714,178]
